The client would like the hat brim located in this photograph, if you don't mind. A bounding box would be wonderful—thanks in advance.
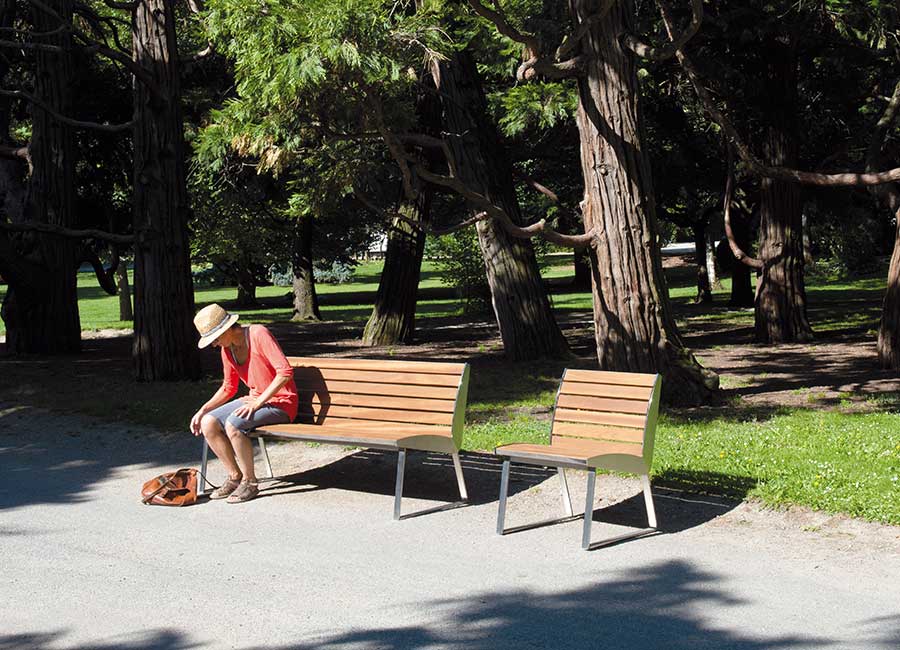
[197,312,240,349]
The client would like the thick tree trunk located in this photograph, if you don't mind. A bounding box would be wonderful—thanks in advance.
[291,212,320,321]
[234,262,258,307]
[434,50,569,361]
[693,222,712,303]
[878,209,900,367]
[131,0,200,380]
[727,206,755,307]
[754,40,812,343]
[572,0,717,404]
[117,263,133,321]
[573,249,592,289]
[4,0,81,354]
[362,194,429,346]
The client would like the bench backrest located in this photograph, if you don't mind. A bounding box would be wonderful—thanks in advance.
[551,369,661,468]
[287,357,470,449]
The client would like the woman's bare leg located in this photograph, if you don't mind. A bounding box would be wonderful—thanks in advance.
[225,423,257,483]
[201,414,242,480]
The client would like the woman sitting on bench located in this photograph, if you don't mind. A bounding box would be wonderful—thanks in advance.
[190,303,298,503]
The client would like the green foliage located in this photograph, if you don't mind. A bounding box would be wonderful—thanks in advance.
[494,82,577,137]
[425,229,491,315]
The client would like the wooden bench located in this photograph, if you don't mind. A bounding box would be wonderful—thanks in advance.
[494,369,661,549]
[200,357,470,518]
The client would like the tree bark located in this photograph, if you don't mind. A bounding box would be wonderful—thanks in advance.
[234,260,258,307]
[878,213,900,368]
[572,0,717,404]
[754,39,812,343]
[117,262,133,321]
[291,212,320,321]
[3,0,81,354]
[433,50,569,361]
[131,0,200,380]
[728,208,755,308]
[693,222,711,303]
[362,194,429,346]
[573,249,592,289]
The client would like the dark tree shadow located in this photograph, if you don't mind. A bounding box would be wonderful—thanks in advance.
[0,630,197,650]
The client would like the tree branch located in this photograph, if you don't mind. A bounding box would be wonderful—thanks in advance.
[0,38,63,52]
[0,220,134,244]
[353,187,491,237]
[519,54,587,81]
[723,148,762,269]
[660,1,900,187]
[0,88,133,133]
[556,0,614,60]
[466,0,539,56]
[622,0,702,62]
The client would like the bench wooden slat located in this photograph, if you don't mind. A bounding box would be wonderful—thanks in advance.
[552,416,646,442]
[556,394,649,415]
[496,439,643,462]
[307,404,454,426]
[293,367,461,387]
[317,421,453,436]
[564,369,657,387]
[287,357,466,375]
[559,380,653,401]
[297,380,459,401]
[302,393,456,413]
[552,409,646,431]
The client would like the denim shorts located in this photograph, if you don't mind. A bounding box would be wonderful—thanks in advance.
[207,398,291,434]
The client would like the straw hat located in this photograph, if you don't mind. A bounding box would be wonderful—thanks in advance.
[194,303,240,349]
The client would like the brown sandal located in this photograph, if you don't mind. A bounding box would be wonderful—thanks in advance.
[209,476,242,500]
[226,481,259,504]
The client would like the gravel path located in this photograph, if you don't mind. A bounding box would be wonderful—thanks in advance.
[1,405,898,650]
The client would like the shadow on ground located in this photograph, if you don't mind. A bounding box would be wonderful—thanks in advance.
[4,565,897,649]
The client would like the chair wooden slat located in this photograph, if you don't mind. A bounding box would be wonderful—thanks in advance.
[552,416,646,443]
[287,356,465,375]
[564,369,656,387]
[559,380,653,401]
[552,408,646,432]
[297,380,458,401]
[556,393,649,416]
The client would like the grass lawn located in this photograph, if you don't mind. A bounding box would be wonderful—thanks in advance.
[1,257,898,525]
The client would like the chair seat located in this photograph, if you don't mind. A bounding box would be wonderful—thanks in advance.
[495,438,645,471]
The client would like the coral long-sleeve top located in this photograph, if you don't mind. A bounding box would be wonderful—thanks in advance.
[220,324,298,421]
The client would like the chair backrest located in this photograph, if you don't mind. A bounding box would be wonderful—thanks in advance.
[287,357,469,449]
[550,369,661,467]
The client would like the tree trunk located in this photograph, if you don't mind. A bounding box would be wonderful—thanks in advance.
[728,207,755,307]
[572,0,717,404]
[117,262,133,321]
[362,194,429,346]
[754,39,812,343]
[878,202,900,367]
[573,249,592,289]
[4,0,81,354]
[694,222,712,303]
[291,212,320,321]
[433,50,569,361]
[131,0,200,380]
[234,261,258,307]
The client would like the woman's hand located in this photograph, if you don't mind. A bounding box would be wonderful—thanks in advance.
[190,409,207,436]
[233,399,261,420]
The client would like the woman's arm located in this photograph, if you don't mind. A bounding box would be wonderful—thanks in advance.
[190,354,240,435]
[232,374,290,419]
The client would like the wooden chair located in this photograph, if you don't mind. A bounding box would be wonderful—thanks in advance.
[494,369,661,549]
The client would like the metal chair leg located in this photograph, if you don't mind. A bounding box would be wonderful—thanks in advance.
[199,438,210,496]
[258,437,273,478]
[558,468,573,517]
[451,452,468,501]
[641,473,657,529]
[582,470,597,550]
[496,459,511,535]
[393,449,407,520]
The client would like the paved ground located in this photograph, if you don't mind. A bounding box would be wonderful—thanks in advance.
[1,404,899,650]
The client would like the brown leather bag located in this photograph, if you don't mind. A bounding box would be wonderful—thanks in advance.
[141,468,200,506]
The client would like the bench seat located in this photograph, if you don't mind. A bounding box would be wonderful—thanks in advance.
[200,356,470,519]
[495,439,646,474]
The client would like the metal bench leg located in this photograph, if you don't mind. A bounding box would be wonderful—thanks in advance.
[393,449,407,520]
[582,470,597,550]
[199,438,210,496]
[258,437,273,478]
[641,474,657,529]
[496,459,511,535]
[452,452,468,501]
[558,468,573,517]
